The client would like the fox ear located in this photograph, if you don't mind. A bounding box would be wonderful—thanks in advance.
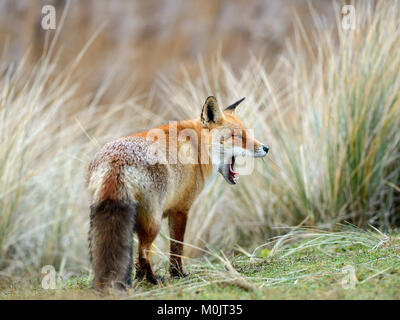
[224,97,245,114]
[201,96,224,127]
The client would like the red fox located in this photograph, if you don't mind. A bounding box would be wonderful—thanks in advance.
[87,96,269,290]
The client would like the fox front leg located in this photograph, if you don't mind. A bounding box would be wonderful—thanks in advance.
[168,210,189,278]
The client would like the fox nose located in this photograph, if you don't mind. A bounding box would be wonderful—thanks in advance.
[263,145,269,154]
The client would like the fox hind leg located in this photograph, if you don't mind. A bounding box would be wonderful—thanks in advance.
[135,212,163,284]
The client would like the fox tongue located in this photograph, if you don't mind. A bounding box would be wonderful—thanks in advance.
[229,161,239,175]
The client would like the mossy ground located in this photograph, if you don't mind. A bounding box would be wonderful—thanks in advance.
[1,232,399,300]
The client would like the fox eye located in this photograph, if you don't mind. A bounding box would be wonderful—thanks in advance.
[232,134,242,139]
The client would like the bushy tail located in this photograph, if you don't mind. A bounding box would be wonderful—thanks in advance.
[89,198,137,290]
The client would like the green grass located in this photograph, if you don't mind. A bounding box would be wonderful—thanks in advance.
[1,228,399,299]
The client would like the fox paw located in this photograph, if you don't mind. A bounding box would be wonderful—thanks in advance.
[170,269,189,279]
[146,274,165,285]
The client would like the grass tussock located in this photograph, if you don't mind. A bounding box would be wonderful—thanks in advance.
[158,1,400,253]
[0,0,399,281]
[0,47,156,276]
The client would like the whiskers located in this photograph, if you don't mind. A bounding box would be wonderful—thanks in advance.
[262,153,282,172]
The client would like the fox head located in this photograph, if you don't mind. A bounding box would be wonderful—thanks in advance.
[201,96,269,185]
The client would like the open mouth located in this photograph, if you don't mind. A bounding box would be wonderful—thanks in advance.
[228,156,239,184]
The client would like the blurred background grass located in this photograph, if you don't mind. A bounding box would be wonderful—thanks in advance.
[0,0,335,102]
[0,0,399,280]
